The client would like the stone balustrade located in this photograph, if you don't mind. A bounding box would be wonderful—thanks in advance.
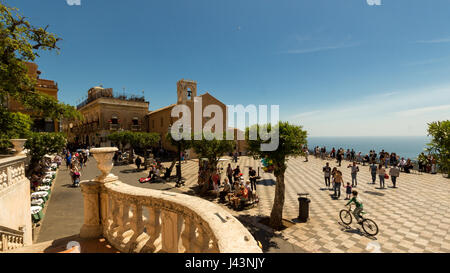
[80,147,262,253]
[0,226,24,251]
[0,155,27,191]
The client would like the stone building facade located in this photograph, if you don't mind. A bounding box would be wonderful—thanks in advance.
[5,62,59,132]
[146,79,228,152]
[63,86,149,147]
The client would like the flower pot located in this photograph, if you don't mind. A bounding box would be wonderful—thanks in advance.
[10,139,27,155]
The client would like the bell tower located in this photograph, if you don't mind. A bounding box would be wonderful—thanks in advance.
[177,79,197,104]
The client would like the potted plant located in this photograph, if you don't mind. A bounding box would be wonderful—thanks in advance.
[0,109,32,155]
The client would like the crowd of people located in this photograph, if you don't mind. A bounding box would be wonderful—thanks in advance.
[307,145,432,174]
[203,162,259,210]
[29,155,62,191]
[309,144,435,203]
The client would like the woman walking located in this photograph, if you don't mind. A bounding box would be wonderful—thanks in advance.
[377,164,386,189]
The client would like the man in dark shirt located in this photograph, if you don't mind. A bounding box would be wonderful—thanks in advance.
[322,163,331,188]
[249,167,257,191]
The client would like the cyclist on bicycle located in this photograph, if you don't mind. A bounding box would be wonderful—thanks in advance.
[346,190,364,224]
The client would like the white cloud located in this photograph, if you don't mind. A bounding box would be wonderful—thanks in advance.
[395,104,450,117]
[288,85,450,136]
[280,43,359,54]
[367,0,382,6]
[415,37,450,44]
[66,0,81,6]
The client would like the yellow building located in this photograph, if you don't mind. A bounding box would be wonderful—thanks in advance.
[63,86,149,147]
[5,62,59,132]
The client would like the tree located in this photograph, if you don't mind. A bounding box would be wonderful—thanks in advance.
[190,132,234,194]
[24,132,66,170]
[0,2,81,119]
[246,121,307,229]
[107,131,133,152]
[426,120,450,178]
[0,107,32,153]
[131,132,160,157]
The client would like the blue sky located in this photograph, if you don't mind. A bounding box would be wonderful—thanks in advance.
[8,0,450,136]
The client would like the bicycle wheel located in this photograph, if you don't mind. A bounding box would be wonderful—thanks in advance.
[362,219,379,236]
[339,210,352,225]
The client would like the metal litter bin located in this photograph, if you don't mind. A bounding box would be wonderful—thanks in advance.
[298,193,310,222]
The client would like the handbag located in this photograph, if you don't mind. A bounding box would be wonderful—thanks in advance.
[384,174,389,179]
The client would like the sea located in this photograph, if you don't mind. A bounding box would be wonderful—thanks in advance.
[307,136,431,161]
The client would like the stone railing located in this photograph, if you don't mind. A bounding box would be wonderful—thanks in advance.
[0,155,27,191]
[0,226,24,251]
[80,147,262,253]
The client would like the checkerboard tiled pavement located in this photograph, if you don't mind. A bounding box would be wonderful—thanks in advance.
[174,156,450,253]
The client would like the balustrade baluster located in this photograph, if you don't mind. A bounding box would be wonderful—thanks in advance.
[181,217,196,253]
[127,203,143,253]
[141,207,161,253]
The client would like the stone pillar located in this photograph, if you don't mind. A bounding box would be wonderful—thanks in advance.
[79,181,102,238]
[80,147,118,239]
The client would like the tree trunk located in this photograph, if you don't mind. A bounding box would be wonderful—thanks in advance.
[269,172,285,230]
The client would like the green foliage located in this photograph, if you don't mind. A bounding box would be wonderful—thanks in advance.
[190,132,234,162]
[24,132,66,166]
[426,120,450,177]
[246,121,307,176]
[0,107,32,153]
[245,121,307,229]
[0,2,80,120]
[165,131,192,153]
[130,132,160,151]
[107,131,160,153]
[107,131,134,151]
[0,107,32,139]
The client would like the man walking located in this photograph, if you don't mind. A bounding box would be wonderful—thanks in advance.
[369,162,377,184]
[323,162,331,189]
[226,163,233,187]
[249,167,257,192]
[389,165,400,188]
[135,156,142,171]
[348,161,359,187]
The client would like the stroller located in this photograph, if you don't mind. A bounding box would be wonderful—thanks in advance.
[71,170,81,187]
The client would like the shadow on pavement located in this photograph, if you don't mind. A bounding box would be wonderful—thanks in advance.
[257,179,275,186]
[338,222,377,240]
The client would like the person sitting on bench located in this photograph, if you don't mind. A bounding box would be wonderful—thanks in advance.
[219,178,231,203]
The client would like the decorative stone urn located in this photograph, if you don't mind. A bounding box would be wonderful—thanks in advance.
[10,139,27,156]
[90,147,118,183]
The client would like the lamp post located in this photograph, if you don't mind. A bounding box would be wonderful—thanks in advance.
[176,124,183,187]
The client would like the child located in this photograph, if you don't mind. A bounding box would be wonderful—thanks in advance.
[346,190,364,224]
[344,182,352,200]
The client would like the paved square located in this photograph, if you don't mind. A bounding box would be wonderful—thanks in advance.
[171,155,450,253]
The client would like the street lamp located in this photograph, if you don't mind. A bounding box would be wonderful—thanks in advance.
[176,124,183,187]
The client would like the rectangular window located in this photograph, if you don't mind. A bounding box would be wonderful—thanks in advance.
[160,117,163,127]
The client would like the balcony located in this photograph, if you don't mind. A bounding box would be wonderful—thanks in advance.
[79,148,262,253]
[131,125,141,131]
[109,124,120,131]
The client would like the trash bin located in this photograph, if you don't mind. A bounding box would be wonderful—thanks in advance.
[298,193,310,222]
